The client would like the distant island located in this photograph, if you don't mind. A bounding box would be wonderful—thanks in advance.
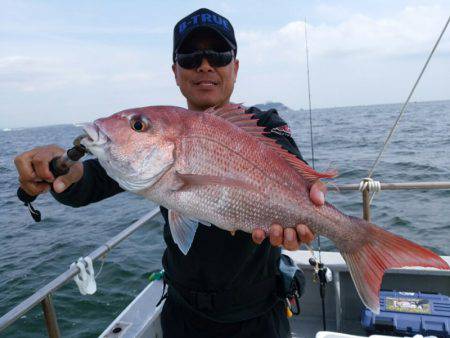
[253,102,299,113]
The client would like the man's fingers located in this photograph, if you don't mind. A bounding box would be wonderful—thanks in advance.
[53,162,83,193]
[15,145,69,197]
[20,181,50,196]
[14,150,38,182]
[32,145,65,182]
[32,153,56,182]
[269,224,283,247]
[283,228,299,251]
[261,223,316,249]
[15,145,65,183]
[310,181,327,206]
[255,224,315,249]
[252,228,266,244]
[296,224,315,245]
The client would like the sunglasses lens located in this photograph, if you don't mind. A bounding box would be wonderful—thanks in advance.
[176,50,233,69]
[205,50,233,67]
[176,52,202,69]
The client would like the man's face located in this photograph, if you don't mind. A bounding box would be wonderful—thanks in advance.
[172,30,239,111]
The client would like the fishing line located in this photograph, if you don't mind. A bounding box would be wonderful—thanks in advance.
[304,18,321,256]
[367,14,450,178]
[305,18,328,331]
[305,18,315,171]
[304,18,322,263]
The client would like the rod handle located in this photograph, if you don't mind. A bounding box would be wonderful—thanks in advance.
[17,156,67,223]
[49,157,70,177]
[17,188,42,222]
[17,187,37,203]
[17,157,66,202]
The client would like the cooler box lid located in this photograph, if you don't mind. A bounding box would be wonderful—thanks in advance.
[361,290,450,337]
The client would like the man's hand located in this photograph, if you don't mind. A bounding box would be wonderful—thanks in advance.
[14,145,84,196]
[252,181,327,250]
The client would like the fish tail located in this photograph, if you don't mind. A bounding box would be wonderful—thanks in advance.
[339,216,449,314]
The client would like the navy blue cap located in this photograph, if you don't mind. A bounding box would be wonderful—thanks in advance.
[173,8,237,62]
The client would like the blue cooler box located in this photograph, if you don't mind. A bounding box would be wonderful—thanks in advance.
[361,290,450,337]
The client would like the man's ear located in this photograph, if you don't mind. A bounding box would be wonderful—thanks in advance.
[233,59,239,83]
[172,64,180,86]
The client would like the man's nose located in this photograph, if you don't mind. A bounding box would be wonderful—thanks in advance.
[196,57,214,72]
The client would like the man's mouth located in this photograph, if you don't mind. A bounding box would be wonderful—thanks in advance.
[194,80,219,86]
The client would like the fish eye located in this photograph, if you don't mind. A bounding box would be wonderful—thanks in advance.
[130,116,149,132]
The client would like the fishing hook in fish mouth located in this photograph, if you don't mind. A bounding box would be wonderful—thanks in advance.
[74,134,87,148]
[73,134,91,155]
[80,122,110,149]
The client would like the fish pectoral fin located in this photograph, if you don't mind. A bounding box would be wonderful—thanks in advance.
[169,172,186,191]
[168,210,199,255]
[174,172,257,192]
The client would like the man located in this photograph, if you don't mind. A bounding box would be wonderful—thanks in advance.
[14,8,326,338]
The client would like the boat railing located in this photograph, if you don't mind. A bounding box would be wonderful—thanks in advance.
[1,181,449,337]
[0,208,161,337]
[328,181,450,222]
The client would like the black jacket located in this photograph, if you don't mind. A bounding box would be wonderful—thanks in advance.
[52,106,304,322]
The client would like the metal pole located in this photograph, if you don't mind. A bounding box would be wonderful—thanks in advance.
[41,294,61,338]
[362,189,371,222]
[334,271,342,332]
[328,181,450,191]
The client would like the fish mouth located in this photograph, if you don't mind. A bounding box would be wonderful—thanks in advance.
[80,122,110,149]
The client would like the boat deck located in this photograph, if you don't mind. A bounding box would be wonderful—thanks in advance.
[290,317,365,337]
[100,251,450,338]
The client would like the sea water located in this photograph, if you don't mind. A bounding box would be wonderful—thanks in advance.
[1,100,449,337]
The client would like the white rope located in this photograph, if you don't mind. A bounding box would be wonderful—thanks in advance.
[71,256,97,295]
[95,253,107,279]
[359,177,381,204]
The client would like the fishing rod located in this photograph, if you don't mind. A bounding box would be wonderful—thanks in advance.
[17,135,88,222]
[304,18,330,331]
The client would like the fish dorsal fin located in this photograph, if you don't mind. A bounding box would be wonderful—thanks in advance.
[204,102,246,117]
[206,103,337,183]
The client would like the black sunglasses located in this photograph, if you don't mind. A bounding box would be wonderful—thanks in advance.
[175,50,234,69]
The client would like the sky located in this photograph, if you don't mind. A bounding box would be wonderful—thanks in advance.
[1,0,449,128]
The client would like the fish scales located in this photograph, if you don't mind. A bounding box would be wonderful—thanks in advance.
[171,113,312,233]
[81,103,449,313]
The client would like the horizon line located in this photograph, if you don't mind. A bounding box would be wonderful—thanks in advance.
[2,98,449,130]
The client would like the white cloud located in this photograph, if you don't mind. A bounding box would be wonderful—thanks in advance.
[0,2,449,128]
[0,56,103,92]
[315,3,352,22]
[0,52,172,93]
[234,4,450,110]
[238,5,450,62]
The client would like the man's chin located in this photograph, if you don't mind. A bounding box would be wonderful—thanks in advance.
[191,96,225,111]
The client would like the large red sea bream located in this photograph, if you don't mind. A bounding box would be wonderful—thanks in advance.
[81,104,449,313]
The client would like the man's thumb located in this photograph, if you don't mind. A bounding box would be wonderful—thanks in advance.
[53,178,68,193]
[52,163,83,193]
